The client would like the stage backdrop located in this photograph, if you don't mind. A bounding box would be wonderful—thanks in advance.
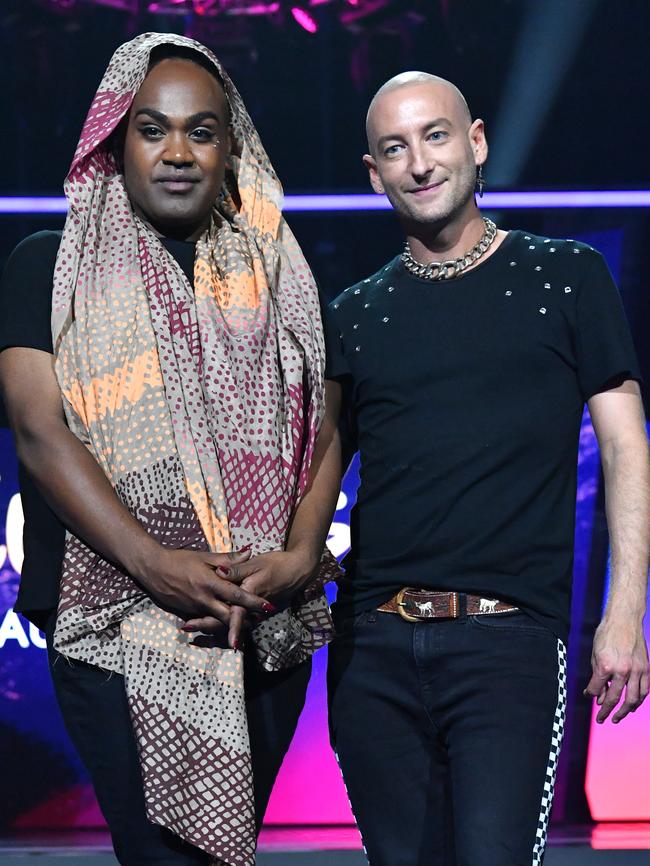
[1,230,649,829]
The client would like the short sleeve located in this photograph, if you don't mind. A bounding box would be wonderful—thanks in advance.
[0,231,62,355]
[575,249,641,400]
[323,296,350,380]
[321,297,350,381]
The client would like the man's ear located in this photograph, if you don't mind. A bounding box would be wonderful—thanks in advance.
[363,153,384,195]
[469,118,488,167]
[226,126,239,160]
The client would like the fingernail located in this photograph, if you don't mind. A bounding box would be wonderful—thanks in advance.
[233,640,240,652]
[262,602,277,614]
[239,545,252,553]
[219,566,230,575]
[181,625,198,632]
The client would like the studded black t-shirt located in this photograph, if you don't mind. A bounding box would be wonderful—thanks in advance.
[326,230,641,643]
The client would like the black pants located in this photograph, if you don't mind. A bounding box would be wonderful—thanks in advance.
[45,611,311,865]
[328,607,567,866]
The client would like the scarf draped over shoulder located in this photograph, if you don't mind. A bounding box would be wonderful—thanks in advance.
[51,31,337,866]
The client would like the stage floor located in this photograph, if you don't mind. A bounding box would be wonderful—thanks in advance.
[1,825,650,864]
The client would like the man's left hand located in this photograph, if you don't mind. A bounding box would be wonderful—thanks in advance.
[584,615,650,724]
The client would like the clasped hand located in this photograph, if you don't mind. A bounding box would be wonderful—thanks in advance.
[143,547,316,650]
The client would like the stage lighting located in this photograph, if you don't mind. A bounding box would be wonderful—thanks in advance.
[291,6,318,32]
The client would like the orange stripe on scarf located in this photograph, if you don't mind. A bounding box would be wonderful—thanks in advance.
[62,348,164,427]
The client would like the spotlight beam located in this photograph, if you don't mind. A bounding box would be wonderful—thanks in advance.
[488,0,602,187]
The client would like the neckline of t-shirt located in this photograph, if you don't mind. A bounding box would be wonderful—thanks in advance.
[162,236,197,250]
[395,229,520,284]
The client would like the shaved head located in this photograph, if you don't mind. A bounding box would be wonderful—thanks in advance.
[361,70,486,229]
[366,72,471,153]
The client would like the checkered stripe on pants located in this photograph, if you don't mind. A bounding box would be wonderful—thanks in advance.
[532,639,568,865]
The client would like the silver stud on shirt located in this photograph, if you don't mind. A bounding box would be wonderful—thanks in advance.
[505,290,512,296]
[510,261,517,267]
[534,266,542,271]
[544,282,551,289]
[354,288,361,295]
[573,248,580,254]
[333,303,339,309]
[539,307,547,314]
[355,346,361,352]
[549,247,556,252]
[382,317,390,323]
[529,245,536,250]
[524,235,531,240]
[364,302,370,308]
[353,323,359,329]
[388,286,395,292]
[564,286,572,293]
[544,239,551,244]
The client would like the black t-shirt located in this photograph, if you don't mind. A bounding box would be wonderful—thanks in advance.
[326,231,641,643]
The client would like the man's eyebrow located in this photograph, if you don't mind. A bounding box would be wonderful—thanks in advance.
[134,108,168,124]
[376,117,452,149]
[186,110,223,127]
[134,108,223,127]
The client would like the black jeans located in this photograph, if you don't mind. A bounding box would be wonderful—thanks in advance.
[328,606,567,866]
[45,611,311,865]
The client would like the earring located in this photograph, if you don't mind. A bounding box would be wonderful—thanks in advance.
[476,164,485,198]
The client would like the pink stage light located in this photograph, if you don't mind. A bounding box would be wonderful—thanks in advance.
[291,6,318,32]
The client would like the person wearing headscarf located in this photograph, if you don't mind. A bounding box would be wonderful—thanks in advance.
[0,32,341,866]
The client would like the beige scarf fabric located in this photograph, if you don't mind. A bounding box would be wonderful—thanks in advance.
[52,32,337,865]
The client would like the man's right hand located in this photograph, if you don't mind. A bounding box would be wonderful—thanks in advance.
[134,546,275,628]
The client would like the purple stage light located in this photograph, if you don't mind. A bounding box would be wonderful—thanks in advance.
[0,197,69,214]
[2,191,650,215]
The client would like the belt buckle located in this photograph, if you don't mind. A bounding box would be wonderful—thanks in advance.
[395,589,460,622]
[395,587,421,622]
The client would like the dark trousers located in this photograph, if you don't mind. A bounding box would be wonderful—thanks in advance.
[328,607,567,866]
[45,611,311,865]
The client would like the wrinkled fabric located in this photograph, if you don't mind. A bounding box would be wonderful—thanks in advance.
[52,31,336,865]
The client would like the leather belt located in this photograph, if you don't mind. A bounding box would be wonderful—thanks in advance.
[377,588,518,622]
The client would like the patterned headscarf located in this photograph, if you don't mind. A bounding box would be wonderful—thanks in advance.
[52,32,336,865]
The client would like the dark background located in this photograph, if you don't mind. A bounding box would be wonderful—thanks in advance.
[2,0,650,192]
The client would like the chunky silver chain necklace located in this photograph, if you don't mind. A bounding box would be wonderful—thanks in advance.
[401,217,498,281]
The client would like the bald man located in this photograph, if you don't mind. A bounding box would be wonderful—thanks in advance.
[326,73,649,865]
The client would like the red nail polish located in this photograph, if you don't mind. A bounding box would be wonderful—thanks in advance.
[233,640,240,652]
[219,566,230,575]
[262,602,277,614]
[239,544,252,553]
[181,625,198,632]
